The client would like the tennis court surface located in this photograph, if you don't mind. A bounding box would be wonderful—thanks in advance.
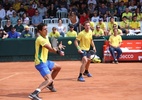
[0,61,142,100]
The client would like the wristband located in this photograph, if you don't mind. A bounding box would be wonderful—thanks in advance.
[77,46,80,50]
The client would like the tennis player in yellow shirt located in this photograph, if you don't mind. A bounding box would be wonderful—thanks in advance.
[29,23,64,100]
[74,21,96,82]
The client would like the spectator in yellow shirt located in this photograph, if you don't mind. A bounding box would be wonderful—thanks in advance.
[93,25,104,37]
[108,17,118,32]
[13,0,21,11]
[122,8,132,21]
[96,18,108,36]
[109,24,123,35]
[133,8,142,21]
[129,15,141,34]
[49,27,60,38]
[119,16,129,35]
[66,24,77,37]
[109,28,122,64]
[86,18,95,31]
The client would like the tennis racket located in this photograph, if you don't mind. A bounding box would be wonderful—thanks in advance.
[50,37,65,51]
[51,37,58,49]
[89,50,101,63]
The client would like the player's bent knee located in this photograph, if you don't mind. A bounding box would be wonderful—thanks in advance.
[53,65,61,71]
[48,79,53,84]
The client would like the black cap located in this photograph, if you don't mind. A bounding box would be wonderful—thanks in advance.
[69,24,74,28]
[99,18,103,21]
[11,26,16,30]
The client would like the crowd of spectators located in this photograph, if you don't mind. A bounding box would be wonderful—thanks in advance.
[0,0,142,39]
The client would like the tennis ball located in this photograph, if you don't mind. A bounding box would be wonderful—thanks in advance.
[68,40,72,45]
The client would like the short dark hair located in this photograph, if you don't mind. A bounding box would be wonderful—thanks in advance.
[37,23,46,31]
[58,18,62,22]
[123,16,127,19]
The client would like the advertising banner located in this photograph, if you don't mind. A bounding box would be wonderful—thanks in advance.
[103,40,142,62]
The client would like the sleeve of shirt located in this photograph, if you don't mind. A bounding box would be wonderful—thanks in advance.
[119,36,122,43]
[75,31,77,37]
[108,23,111,30]
[39,38,48,46]
[16,32,20,38]
[66,32,69,37]
[39,15,43,23]
[57,32,60,37]
[109,36,112,42]
[76,32,82,41]
[138,22,140,28]
[101,29,104,35]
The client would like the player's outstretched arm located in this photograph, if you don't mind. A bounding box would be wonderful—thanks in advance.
[44,43,64,56]
[91,40,96,52]
[74,39,83,53]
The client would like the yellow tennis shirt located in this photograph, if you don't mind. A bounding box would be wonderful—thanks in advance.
[109,35,122,47]
[76,30,93,51]
[35,36,50,65]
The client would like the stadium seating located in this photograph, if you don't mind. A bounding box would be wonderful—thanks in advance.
[1,20,7,29]
[47,23,69,35]
[56,11,68,18]
[29,26,35,38]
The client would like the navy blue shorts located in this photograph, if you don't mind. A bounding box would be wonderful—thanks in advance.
[80,50,91,59]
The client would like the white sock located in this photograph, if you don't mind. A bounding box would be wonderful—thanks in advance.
[36,88,41,92]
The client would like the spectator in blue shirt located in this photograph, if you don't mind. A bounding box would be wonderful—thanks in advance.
[31,10,43,27]
[8,27,20,38]
[10,12,19,26]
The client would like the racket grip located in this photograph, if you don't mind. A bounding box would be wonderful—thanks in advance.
[56,50,61,55]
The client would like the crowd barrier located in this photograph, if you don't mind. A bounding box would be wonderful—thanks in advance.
[0,36,142,62]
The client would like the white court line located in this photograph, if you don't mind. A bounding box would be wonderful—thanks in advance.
[0,72,35,81]
[0,73,19,81]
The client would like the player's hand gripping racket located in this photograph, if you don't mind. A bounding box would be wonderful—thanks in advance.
[88,50,96,60]
[89,50,101,63]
